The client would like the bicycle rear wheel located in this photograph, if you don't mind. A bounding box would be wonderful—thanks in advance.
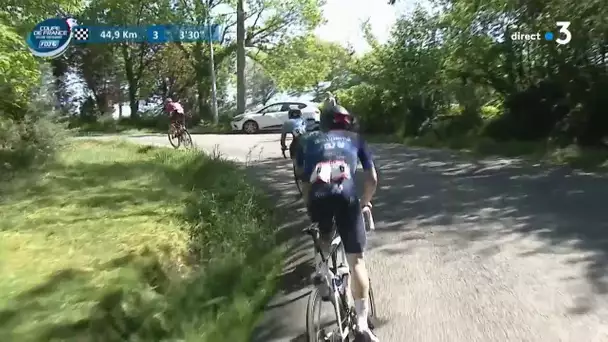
[180,129,193,149]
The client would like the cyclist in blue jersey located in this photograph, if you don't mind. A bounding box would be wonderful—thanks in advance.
[295,105,379,342]
[280,107,308,159]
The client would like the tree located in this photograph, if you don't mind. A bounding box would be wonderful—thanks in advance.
[255,35,353,95]
[236,0,246,113]
[81,0,172,119]
[171,0,323,121]
[245,60,277,107]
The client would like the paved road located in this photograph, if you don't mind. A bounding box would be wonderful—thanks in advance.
[117,133,608,342]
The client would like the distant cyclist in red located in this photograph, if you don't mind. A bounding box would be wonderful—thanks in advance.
[165,98,186,136]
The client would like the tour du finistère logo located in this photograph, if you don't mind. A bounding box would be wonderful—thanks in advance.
[26,17,79,58]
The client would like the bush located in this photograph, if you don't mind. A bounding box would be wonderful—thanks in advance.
[0,108,64,174]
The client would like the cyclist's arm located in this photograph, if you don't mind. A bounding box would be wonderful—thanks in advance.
[280,121,290,149]
[295,139,310,201]
[357,138,377,206]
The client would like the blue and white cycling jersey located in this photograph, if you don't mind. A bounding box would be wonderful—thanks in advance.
[295,130,373,197]
[282,118,308,137]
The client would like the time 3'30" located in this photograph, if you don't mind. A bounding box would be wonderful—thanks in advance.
[148,28,210,41]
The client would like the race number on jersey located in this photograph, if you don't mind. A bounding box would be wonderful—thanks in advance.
[309,160,351,183]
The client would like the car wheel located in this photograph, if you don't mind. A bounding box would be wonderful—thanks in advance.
[242,120,259,134]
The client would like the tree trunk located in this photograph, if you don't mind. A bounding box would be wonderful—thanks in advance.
[236,0,246,113]
[121,45,140,120]
[193,42,210,122]
[116,74,123,118]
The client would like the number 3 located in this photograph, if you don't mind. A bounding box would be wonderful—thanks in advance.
[555,21,571,45]
[153,31,159,39]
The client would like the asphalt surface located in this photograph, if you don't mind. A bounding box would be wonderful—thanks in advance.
[112,133,608,342]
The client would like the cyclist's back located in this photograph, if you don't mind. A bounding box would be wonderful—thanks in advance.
[281,109,308,159]
[282,117,306,137]
[299,129,371,199]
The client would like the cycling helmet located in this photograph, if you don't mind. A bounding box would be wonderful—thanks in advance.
[320,105,354,131]
[288,108,302,119]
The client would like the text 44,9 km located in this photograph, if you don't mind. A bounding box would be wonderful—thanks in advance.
[100,29,138,41]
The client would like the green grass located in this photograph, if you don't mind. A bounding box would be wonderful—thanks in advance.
[0,140,282,341]
[68,116,232,137]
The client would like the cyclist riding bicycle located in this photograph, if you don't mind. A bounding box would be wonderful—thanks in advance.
[321,91,337,116]
[294,105,379,342]
[280,107,308,160]
[164,98,186,136]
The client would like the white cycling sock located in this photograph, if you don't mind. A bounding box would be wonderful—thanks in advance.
[354,298,369,330]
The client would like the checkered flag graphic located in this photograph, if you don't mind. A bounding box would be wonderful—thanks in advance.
[72,27,89,41]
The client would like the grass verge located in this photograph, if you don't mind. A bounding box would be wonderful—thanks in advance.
[0,140,282,341]
[68,116,232,137]
[367,133,608,171]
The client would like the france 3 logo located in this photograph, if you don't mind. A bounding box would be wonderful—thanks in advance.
[26,17,79,58]
[510,21,572,45]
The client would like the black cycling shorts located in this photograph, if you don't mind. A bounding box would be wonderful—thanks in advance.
[289,138,299,159]
[307,184,366,254]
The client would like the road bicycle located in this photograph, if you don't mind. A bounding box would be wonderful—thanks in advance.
[304,207,377,342]
[281,147,303,196]
[168,118,193,149]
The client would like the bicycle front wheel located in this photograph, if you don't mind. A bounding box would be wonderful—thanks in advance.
[306,286,324,342]
[306,286,346,342]
[181,129,193,149]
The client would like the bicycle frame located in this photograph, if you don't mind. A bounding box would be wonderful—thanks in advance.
[304,209,375,341]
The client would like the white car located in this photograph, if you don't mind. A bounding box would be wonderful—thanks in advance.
[231,102,320,134]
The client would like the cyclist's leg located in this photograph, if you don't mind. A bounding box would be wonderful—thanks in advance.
[334,194,377,339]
[289,140,296,160]
[180,114,186,131]
[169,114,177,134]
[307,191,334,257]
[307,188,336,299]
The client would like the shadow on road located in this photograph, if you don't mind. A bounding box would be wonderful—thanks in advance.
[246,157,316,341]
[367,144,608,314]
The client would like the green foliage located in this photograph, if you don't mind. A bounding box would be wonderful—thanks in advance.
[246,60,277,106]
[480,105,500,120]
[324,0,608,151]
[258,34,352,93]
[3,0,84,34]
[0,23,41,116]
[0,23,64,175]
